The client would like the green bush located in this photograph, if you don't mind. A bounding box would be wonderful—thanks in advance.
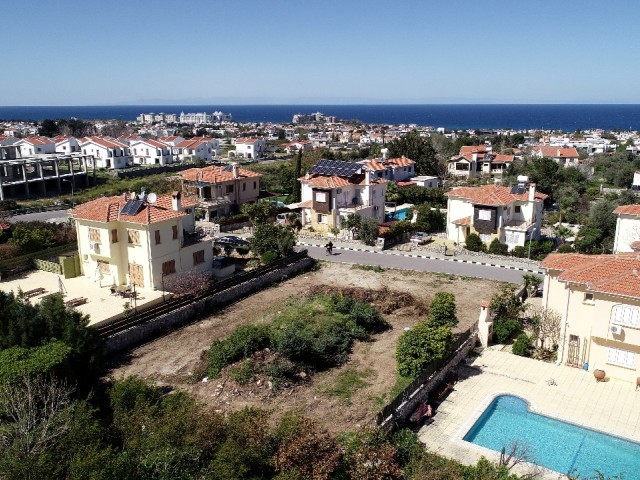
[488,238,509,255]
[230,358,257,384]
[465,233,485,252]
[512,333,532,357]
[511,245,527,258]
[235,245,250,256]
[395,323,454,378]
[263,357,296,390]
[492,316,522,344]
[208,324,271,377]
[261,250,279,264]
[557,243,575,253]
[426,292,458,328]
[359,217,380,246]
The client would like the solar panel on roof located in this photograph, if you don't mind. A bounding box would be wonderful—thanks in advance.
[510,185,526,195]
[308,159,361,177]
[121,199,144,215]
[223,165,233,172]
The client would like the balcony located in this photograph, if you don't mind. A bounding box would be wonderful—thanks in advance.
[503,219,533,231]
[181,228,209,247]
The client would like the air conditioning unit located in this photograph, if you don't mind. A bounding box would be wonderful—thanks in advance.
[611,325,622,335]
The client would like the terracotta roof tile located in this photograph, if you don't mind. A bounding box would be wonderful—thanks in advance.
[532,146,579,158]
[541,253,640,299]
[614,204,640,216]
[180,165,262,183]
[72,194,197,225]
[453,216,471,226]
[445,185,548,206]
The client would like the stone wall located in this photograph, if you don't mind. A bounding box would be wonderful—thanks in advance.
[103,257,314,354]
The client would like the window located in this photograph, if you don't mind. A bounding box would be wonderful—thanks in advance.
[97,260,110,274]
[607,347,635,368]
[193,250,205,265]
[515,206,521,213]
[172,225,178,240]
[243,182,246,191]
[478,209,492,221]
[127,229,141,246]
[584,293,594,303]
[479,233,492,243]
[315,191,327,202]
[162,260,176,275]
[611,305,640,328]
[111,229,118,243]
[253,181,257,189]
[226,184,234,194]
[155,230,161,245]
[88,228,101,243]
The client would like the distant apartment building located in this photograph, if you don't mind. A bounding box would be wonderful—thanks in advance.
[136,113,177,123]
[178,111,232,124]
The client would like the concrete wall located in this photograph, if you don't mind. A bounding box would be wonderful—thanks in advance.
[102,256,314,354]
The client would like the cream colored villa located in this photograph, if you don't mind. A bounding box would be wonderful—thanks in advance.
[445,183,547,250]
[541,253,640,383]
[72,192,212,290]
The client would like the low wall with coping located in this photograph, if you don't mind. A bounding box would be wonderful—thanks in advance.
[103,256,314,354]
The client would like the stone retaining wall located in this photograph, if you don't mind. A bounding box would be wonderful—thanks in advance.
[103,256,314,354]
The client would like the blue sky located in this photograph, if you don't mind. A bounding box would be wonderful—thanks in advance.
[3,0,640,105]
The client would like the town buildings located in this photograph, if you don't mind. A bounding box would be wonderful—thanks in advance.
[541,253,640,383]
[298,159,387,232]
[72,191,211,290]
[445,182,547,250]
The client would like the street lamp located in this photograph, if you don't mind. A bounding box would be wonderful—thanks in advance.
[527,227,538,260]
[62,179,74,208]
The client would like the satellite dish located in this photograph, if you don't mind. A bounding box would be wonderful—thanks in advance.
[147,192,157,204]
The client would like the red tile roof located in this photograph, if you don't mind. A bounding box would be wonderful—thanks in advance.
[180,165,262,183]
[445,185,548,206]
[541,253,640,299]
[72,194,197,225]
[19,136,54,146]
[532,146,579,158]
[80,136,128,149]
[614,205,640,216]
[175,137,213,149]
[235,137,263,144]
[131,139,168,149]
[386,156,415,167]
[491,154,514,164]
[460,145,488,156]
[452,216,471,226]
[301,173,387,189]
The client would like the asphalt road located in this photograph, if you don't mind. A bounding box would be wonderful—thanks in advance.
[303,245,529,284]
[7,209,71,223]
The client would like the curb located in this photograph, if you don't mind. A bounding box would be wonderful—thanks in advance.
[296,242,543,274]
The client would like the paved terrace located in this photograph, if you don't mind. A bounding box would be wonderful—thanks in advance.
[0,270,165,325]
[419,348,640,479]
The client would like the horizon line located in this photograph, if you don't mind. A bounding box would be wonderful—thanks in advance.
[3,102,640,107]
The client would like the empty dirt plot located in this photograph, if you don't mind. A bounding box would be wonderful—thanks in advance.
[109,262,508,433]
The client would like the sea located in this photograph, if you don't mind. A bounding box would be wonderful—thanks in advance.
[1,104,640,132]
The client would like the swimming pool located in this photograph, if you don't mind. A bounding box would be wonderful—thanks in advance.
[385,207,412,221]
[463,395,639,478]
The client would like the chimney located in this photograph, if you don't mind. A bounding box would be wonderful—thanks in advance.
[557,149,561,157]
[528,183,536,202]
[232,163,239,179]
[172,191,181,211]
[365,169,371,185]
[472,152,478,162]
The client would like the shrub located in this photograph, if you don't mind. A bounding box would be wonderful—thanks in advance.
[359,217,380,246]
[426,292,458,328]
[492,316,521,344]
[557,243,574,253]
[235,245,250,256]
[396,323,454,378]
[261,250,279,264]
[511,245,527,258]
[512,333,532,357]
[230,358,257,384]
[208,324,271,377]
[465,233,484,252]
[488,238,509,255]
[263,357,296,390]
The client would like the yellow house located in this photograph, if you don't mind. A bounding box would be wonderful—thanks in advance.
[541,253,640,383]
[72,192,212,290]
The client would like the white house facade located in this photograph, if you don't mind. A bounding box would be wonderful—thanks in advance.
[613,204,640,253]
[129,139,174,166]
[80,136,131,169]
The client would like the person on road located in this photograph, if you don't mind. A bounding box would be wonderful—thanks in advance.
[325,241,333,255]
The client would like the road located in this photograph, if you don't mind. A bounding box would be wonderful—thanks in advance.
[303,245,529,284]
[7,209,71,223]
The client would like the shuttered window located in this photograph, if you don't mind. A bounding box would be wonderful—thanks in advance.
[162,260,176,275]
[611,305,640,328]
[607,347,635,368]
[193,250,205,265]
[127,229,141,245]
[89,228,101,243]
[155,230,161,245]
[111,229,118,243]
[172,225,178,240]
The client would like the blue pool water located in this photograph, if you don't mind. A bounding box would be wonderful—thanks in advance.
[385,208,410,221]
[464,395,639,478]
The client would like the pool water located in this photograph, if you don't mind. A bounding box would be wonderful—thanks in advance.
[463,395,639,478]
[385,208,410,221]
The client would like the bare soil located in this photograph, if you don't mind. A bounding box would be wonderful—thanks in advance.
[109,263,506,433]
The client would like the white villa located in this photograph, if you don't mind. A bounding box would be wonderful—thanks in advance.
[445,183,547,250]
[174,137,221,162]
[129,139,174,166]
[613,204,640,253]
[14,136,56,156]
[541,253,640,383]
[231,137,267,160]
[80,136,131,169]
[72,191,211,290]
[360,156,416,182]
[298,159,387,232]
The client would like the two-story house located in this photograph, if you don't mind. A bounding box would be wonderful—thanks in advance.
[80,136,131,169]
[174,137,221,162]
[541,253,640,383]
[232,137,266,160]
[53,135,81,154]
[180,164,262,220]
[445,183,547,250]
[360,156,416,182]
[129,139,174,166]
[14,136,56,156]
[298,159,387,232]
[447,145,514,178]
[531,146,580,167]
[613,204,640,253]
[72,191,211,290]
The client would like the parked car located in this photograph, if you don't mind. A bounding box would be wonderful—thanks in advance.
[214,235,249,247]
[410,232,431,245]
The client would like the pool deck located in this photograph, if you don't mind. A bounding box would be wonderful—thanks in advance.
[418,348,640,479]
